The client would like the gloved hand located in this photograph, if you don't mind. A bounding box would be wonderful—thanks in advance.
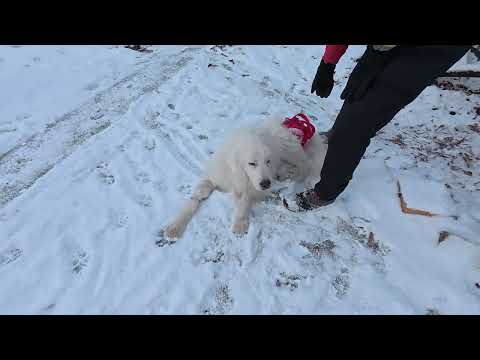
[311,59,336,98]
[340,45,393,103]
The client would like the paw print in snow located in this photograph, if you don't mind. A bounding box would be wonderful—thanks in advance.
[144,138,156,151]
[72,251,88,274]
[96,162,115,185]
[137,194,153,207]
[135,171,151,184]
[275,272,305,291]
[177,184,192,196]
[332,268,350,298]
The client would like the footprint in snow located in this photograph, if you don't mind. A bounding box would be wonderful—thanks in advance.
[0,127,17,134]
[275,272,306,292]
[143,138,156,151]
[90,110,105,121]
[15,113,31,121]
[72,251,88,274]
[155,229,176,248]
[153,180,168,193]
[425,308,441,315]
[84,82,100,91]
[137,194,153,208]
[41,303,56,313]
[96,162,115,185]
[135,171,151,184]
[109,209,128,228]
[0,248,23,268]
[177,184,193,196]
[332,268,350,298]
[201,283,234,315]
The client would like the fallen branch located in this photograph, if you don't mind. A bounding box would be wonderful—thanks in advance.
[396,180,438,217]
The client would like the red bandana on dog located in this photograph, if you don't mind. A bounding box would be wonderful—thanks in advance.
[282,113,316,148]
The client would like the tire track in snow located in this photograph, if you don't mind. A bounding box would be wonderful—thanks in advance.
[167,124,208,168]
[0,46,202,208]
[138,114,203,177]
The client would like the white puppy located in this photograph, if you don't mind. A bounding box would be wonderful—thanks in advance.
[163,117,328,239]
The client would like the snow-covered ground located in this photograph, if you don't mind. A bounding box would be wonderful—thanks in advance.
[0,45,479,314]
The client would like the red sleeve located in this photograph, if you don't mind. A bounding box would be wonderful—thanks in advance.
[322,45,348,65]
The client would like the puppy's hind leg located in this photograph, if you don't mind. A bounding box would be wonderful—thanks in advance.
[163,179,215,239]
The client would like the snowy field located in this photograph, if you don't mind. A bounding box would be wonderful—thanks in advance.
[0,45,479,314]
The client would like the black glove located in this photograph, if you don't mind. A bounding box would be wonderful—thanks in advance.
[311,59,336,98]
[340,46,393,103]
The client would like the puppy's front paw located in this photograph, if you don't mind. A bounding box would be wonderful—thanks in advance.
[163,222,185,239]
[232,218,249,235]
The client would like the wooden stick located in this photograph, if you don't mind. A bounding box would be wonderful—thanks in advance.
[396,180,438,217]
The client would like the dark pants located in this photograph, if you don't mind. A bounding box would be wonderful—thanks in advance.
[314,46,471,201]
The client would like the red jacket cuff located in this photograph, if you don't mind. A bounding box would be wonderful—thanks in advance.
[322,45,348,65]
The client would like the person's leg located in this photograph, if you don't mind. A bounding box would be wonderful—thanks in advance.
[305,46,470,205]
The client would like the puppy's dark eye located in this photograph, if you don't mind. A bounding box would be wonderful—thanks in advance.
[266,160,271,166]
[248,162,257,167]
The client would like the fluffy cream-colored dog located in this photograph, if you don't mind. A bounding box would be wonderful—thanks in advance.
[163,116,328,239]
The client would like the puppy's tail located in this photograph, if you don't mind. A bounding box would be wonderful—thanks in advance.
[163,179,215,239]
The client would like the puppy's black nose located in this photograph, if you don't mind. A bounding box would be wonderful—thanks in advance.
[260,179,271,190]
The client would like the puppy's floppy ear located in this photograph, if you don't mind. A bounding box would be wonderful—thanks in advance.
[228,150,249,196]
